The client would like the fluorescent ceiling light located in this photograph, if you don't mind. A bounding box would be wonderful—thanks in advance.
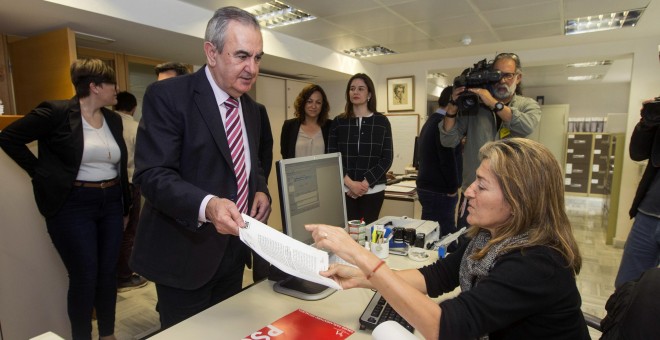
[427,72,448,79]
[75,31,115,44]
[246,1,316,29]
[343,45,396,58]
[565,8,645,35]
[567,60,612,68]
[568,75,603,81]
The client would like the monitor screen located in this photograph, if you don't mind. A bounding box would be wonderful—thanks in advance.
[276,152,347,245]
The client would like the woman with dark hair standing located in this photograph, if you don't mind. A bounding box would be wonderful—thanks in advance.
[0,59,130,340]
[327,73,393,224]
[280,84,331,159]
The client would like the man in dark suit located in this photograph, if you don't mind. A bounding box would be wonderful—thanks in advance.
[416,86,462,238]
[130,7,271,329]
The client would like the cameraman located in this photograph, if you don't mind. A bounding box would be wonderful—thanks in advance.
[614,96,660,288]
[440,53,541,227]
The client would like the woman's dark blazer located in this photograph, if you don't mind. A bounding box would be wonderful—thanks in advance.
[280,118,331,159]
[0,99,131,218]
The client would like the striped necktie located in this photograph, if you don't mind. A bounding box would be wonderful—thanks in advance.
[224,97,248,213]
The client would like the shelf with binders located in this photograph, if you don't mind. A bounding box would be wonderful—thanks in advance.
[564,133,621,197]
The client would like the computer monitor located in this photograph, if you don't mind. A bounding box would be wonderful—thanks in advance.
[274,152,347,300]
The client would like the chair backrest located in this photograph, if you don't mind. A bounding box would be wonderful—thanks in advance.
[599,267,660,340]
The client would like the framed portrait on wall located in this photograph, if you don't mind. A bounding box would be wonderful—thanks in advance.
[387,76,414,112]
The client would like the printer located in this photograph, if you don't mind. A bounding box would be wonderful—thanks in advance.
[367,216,440,249]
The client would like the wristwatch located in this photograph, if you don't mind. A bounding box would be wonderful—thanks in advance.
[445,112,457,118]
[492,101,505,113]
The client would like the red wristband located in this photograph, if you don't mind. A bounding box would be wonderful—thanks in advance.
[366,260,386,280]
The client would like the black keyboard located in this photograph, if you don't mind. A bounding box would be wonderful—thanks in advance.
[359,291,415,333]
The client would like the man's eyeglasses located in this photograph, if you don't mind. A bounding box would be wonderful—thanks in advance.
[500,72,518,81]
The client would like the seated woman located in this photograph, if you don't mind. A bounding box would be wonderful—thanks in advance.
[306,138,589,340]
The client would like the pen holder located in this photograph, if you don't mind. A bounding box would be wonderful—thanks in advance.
[370,241,389,259]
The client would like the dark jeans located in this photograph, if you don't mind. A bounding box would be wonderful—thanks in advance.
[118,184,141,279]
[345,190,385,224]
[46,185,123,340]
[615,211,660,288]
[155,237,246,330]
[417,188,458,237]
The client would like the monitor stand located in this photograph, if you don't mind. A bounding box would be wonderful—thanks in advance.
[273,275,336,301]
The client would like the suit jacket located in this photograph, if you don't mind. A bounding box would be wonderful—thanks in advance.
[280,118,330,159]
[0,99,130,218]
[130,66,269,290]
[257,103,274,179]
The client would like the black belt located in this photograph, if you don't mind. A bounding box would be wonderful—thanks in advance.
[72,178,120,189]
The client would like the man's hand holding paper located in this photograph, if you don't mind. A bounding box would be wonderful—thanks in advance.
[239,214,342,290]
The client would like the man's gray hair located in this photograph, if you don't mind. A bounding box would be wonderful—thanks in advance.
[205,6,260,52]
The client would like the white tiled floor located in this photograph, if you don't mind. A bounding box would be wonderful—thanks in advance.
[95,195,622,339]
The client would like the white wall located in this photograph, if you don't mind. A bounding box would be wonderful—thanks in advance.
[525,83,631,117]
[0,147,70,339]
[317,79,348,119]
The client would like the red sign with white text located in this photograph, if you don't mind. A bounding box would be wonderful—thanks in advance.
[243,309,354,340]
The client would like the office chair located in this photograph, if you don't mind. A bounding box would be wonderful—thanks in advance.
[582,267,659,339]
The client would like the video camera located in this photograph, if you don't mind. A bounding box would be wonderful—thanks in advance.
[641,97,660,126]
[453,59,502,115]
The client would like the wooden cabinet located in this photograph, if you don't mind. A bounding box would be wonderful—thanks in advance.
[564,132,623,197]
[8,28,77,114]
[590,134,612,195]
[565,131,624,245]
[565,133,593,194]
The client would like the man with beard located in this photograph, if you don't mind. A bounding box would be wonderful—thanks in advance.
[440,53,541,227]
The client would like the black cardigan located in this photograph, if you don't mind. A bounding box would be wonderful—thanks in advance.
[280,118,330,159]
[419,241,589,340]
[0,99,131,217]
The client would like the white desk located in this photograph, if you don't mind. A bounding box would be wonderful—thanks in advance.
[150,250,452,339]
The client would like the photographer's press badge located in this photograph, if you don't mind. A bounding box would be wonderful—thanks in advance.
[499,127,511,139]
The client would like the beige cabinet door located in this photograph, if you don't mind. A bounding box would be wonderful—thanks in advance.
[528,104,569,171]
[256,75,287,231]
[9,27,77,114]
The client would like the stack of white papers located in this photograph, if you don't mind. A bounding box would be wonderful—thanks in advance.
[386,180,417,195]
[238,214,342,290]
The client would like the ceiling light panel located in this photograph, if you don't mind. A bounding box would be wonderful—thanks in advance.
[565,7,645,35]
[568,75,604,81]
[246,1,316,29]
[567,60,613,68]
[343,45,396,58]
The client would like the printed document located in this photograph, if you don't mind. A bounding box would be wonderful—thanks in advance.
[239,214,342,290]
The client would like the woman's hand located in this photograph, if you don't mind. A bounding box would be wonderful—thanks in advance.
[305,223,368,265]
[320,263,367,289]
[358,179,369,195]
[344,176,369,198]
